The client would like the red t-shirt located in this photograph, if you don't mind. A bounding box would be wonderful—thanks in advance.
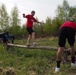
[60,21,76,31]
[25,14,38,28]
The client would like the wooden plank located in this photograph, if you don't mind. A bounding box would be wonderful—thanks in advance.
[7,44,71,51]
[7,43,58,51]
[7,43,75,63]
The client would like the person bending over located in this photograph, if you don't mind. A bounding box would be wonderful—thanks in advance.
[55,18,76,72]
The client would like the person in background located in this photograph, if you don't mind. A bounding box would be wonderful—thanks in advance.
[0,31,8,46]
[6,32,15,44]
[55,18,76,72]
[0,31,15,46]
[23,10,42,46]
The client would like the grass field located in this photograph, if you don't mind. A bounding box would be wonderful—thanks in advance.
[0,37,76,75]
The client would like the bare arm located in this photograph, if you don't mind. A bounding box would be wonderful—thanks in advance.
[37,21,45,24]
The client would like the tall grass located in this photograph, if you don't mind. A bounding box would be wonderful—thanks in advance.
[0,37,76,75]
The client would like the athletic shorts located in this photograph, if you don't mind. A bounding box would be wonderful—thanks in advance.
[26,27,34,35]
[58,26,75,47]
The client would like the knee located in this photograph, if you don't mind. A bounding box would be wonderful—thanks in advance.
[32,32,35,35]
[29,34,31,37]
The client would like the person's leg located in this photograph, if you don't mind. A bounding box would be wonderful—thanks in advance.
[67,27,76,66]
[3,38,8,46]
[70,46,75,64]
[68,43,76,66]
[31,32,38,46]
[27,34,32,46]
[31,32,35,41]
[55,27,66,72]
[57,47,64,61]
[55,47,64,72]
[26,28,33,46]
[10,36,15,44]
[12,39,14,44]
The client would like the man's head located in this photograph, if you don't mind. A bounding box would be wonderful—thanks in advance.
[31,10,35,16]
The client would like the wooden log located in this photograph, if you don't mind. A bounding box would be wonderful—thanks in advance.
[7,43,58,51]
[7,43,71,51]
[7,43,76,62]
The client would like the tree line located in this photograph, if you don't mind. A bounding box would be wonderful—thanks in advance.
[0,0,76,39]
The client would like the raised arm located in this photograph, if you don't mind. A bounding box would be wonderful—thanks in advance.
[22,13,26,18]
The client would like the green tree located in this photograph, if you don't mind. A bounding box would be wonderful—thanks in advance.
[20,25,28,38]
[56,0,70,21]
[34,22,44,37]
[0,3,9,31]
[69,6,76,22]
[43,17,52,36]
[33,18,44,37]
[54,0,76,36]
[51,17,63,36]
[10,5,21,36]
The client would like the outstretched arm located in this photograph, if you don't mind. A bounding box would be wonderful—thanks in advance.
[37,21,45,24]
[33,18,43,24]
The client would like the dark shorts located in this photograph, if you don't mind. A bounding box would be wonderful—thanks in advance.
[26,27,34,35]
[58,27,75,47]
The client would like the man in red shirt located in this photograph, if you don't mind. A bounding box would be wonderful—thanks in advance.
[23,10,41,46]
[55,18,76,72]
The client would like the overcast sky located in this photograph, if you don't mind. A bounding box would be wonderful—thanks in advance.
[0,0,76,25]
